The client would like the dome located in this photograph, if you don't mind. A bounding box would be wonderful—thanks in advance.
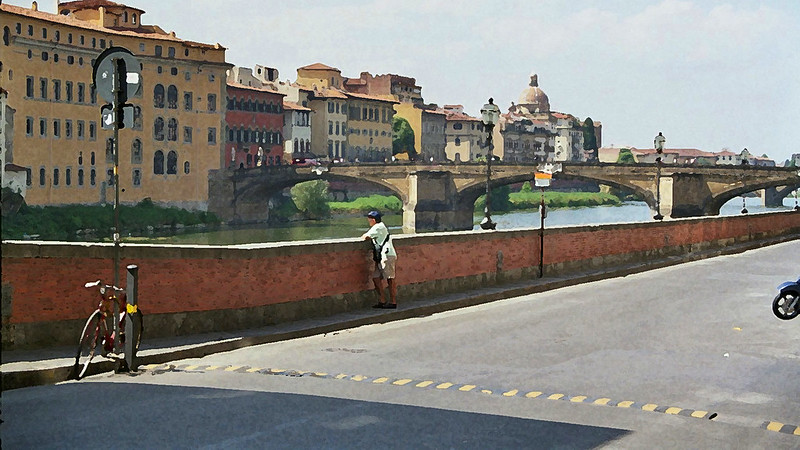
[518,74,550,113]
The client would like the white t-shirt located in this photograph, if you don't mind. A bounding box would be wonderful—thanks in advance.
[363,222,397,258]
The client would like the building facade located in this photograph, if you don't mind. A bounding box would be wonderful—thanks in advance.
[500,73,601,163]
[345,92,396,162]
[224,83,285,169]
[1,1,229,208]
[442,105,485,162]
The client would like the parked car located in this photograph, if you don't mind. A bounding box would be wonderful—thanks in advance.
[291,157,319,167]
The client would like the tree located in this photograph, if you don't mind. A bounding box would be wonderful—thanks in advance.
[392,116,416,159]
[617,148,636,164]
[290,180,331,220]
[582,117,598,158]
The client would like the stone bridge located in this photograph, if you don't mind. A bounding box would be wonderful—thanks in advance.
[208,163,800,232]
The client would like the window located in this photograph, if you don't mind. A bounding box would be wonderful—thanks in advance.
[53,168,59,186]
[65,120,72,139]
[208,73,215,82]
[328,102,334,113]
[53,53,59,63]
[124,11,129,22]
[107,169,114,185]
[90,168,96,186]
[28,25,33,36]
[53,119,60,138]
[207,94,216,112]
[105,138,114,162]
[168,47,175,58]
[39,118,46,137]
[328,121,333,135]
[132,139,142,164]
[3,26,10,46]
[154,84,164,107]
[15,23,21,34]
[154,117,165,141]
[77,120,85,139]
[184,92,192,110]
[90,84,96,104]
[139,43,145,52]
[170,67,177,76]
[39,167,46,186]
[91,37,96,48]
[99,38,106,49]
[183,126,192,143]
[132,13,137,24]
[183,161,190,174]
[53,80,61,100]
[65,168,71,186]
[167,118,178,141]
[67,55,74,65]
[40,78,47,99]
[167,85,178,108]
[155,45,162,57]
[167,151,178,174]
[66,81,73,101]
[78,168,84,186]
[154,151,164,174]
[68,33,72,43]
[77,83,85,103]
[26,117,33,136]
[26,76,34,97]
[133,106,142,129]
[207,127,216,144]
[185,71,191,81]
[89,122,96,140]
[132,169,141,186]
[453,123,463,130]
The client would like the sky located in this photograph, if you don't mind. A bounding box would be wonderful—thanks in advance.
[11,0,800,163]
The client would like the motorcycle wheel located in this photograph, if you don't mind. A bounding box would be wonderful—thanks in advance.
[772,291,799,320]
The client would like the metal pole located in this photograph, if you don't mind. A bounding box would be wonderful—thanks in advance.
[653,161,663,221]
[112,58,122,352]
[480,124,496,230]
[539,186,545,278]
[124,264,139,371]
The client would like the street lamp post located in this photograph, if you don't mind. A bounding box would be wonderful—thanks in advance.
[480,98,500,230]
[653,132,665,221]
[534,171,552,278]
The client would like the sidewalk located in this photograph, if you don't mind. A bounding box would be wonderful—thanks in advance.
[0,238,790,391]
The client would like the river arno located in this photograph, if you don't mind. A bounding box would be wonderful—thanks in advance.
[137,197,798,246]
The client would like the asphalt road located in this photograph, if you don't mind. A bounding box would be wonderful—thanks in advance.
[3,240,799,448]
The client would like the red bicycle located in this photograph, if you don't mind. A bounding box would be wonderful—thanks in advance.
[73,280,143,379]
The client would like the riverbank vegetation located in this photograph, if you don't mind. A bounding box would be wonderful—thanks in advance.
[1,194,220,241]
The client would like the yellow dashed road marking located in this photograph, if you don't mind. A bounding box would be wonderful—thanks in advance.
[224,366,242,372]
[525,391,543,398]
[184,365,200,371]
[617,401,634,408]
[548,393,565,400]
[594,398,611,406]
[373,377,389,384]
[665,407,682,415]
[351,375,367,381]
[767,422,784,432]
[204,366,221,371]
[246,367,262,373]
[642,403,658,412]
[481,389,492,394]
[393,379,412,386]
[503,389,518,397]
[459,385,477,392]
[436,382,454,390]
[691,410,708,418]
[335,373,348,379]
[416,381,434,388]
[571,396,587,403]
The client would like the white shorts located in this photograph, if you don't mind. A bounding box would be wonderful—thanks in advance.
[372,255,397,280]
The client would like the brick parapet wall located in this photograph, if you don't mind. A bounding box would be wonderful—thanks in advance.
[3,211,799,349]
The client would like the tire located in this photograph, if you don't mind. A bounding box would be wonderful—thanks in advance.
[74,310,106,380]
[772,291,800,320]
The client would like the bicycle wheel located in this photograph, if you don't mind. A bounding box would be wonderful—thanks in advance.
[74,310,106,380]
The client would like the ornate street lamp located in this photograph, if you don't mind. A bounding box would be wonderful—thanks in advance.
[653,132,665,220]
[480,98,500,230]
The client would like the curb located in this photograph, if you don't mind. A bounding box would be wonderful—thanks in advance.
[2,235,797,391]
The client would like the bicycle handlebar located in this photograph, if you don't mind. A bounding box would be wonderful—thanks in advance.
[84,280,124,292]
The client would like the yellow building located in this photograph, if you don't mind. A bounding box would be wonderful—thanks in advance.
[0,1,229,208]
[295,63,395,162]
[345,91,396,162]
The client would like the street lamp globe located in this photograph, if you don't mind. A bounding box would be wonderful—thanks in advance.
[481,98,500,128]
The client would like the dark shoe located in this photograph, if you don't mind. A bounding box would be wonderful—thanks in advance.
[373,303,387,309]
[383,303,397,309]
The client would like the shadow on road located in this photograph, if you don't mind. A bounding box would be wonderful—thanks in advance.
[2,382,630,448]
